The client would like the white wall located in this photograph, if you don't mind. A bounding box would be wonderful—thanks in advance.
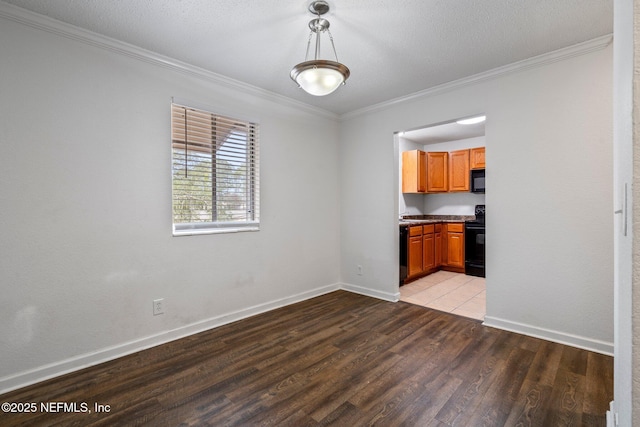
[423,135,485,152]
[423,193,486,216]
[340,42,614,353]
[0,15,341,392]
[0,4,616,397]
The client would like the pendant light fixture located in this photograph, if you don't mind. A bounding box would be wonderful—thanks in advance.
[290,1,350,96]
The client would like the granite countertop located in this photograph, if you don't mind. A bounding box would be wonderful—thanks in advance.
[399,215,475,226]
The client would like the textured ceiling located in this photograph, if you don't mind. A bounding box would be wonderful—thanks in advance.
[2,0,613,115]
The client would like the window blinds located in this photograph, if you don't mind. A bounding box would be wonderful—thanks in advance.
[171,103,259,234]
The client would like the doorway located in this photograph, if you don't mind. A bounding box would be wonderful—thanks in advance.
[396,115,487,321]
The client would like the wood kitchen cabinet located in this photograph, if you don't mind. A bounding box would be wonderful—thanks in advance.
[408,226,423,277]
[426,152,448,192]
[449,149,470,192]
[422,224,436,271]
[403,147,484,194]
[405,222,459,282]
[470,147,485,169]
[434,223,443,267]
[443,222,465,272]
[402,150,427,193]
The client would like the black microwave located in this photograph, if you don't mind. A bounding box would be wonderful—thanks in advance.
[471,169,485,193]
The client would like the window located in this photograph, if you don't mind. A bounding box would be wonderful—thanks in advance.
[171,103,259,235]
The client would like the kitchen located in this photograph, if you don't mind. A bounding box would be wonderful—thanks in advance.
[397,115,486,319]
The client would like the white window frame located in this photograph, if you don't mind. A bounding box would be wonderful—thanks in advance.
[171,101,260,236]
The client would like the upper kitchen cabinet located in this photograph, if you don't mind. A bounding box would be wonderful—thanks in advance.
[402,150,427,193]
[449,149,470,192]
[426,152,448,192]
[470,147,486,169]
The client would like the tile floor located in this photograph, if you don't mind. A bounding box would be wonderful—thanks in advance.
[400,271,486,321]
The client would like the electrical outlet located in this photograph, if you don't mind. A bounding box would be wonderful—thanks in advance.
[153,298,164,316]
[357,265,363,275]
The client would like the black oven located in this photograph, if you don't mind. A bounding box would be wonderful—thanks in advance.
[471,169,485,193]
[465,205,485,277]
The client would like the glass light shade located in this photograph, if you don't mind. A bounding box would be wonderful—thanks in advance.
[290,60,350,96]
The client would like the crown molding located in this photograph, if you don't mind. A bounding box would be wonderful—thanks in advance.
[0,1,339,121]
[340,34,613,121]
[0,1,611,122]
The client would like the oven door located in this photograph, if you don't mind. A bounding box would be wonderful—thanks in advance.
[465,222,485,277]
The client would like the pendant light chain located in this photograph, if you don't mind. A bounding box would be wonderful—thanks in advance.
[313,10,322,61]
[304,31,313,62]
[326,29,339,62]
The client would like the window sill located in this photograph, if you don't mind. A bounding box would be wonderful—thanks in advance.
[173,222,260,236]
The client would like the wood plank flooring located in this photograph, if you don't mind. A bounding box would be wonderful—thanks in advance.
[0,291,612,426]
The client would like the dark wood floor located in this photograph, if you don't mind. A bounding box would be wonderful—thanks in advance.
[0,291,612,426]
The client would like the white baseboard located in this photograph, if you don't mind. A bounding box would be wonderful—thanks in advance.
[0,283,341,395]
[483,315,614,356]
[339,282,400,302]
[606,401,617,427]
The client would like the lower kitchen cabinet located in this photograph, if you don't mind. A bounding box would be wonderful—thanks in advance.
[404,222,464,282]
[423,225,436,271]
[408,226,423,277]
[444,223,465,271]
[435,224,443,267]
